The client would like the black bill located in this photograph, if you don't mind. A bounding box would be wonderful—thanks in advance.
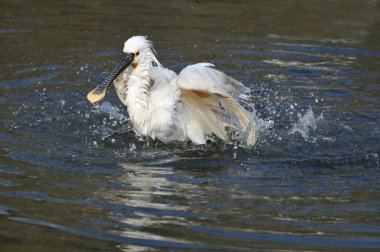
[87,52,134,104]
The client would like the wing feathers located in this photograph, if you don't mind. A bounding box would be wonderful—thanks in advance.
[176,64,256,145]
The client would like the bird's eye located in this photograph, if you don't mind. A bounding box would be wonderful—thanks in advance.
[135,51,140,56]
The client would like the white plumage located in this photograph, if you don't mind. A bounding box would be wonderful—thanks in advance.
[88,36,256,145]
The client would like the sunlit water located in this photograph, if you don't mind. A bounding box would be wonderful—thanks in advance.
[1,0,380,251]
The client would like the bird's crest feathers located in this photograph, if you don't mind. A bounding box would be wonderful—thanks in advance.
[123,36,163,70]
[123,36,152,53]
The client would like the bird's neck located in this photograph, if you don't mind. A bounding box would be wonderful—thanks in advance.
[124,61,152,135]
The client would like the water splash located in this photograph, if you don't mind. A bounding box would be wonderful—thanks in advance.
[290,109,323,142]
[94,101,127,121]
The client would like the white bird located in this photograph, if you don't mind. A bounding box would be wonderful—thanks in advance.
[87,36,256,145]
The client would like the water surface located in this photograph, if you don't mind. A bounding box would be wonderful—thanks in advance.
[1,0,380,251]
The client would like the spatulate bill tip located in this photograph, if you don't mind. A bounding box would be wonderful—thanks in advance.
[87,88,106,104]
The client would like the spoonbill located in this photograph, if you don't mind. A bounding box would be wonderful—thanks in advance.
[87,36,256,145]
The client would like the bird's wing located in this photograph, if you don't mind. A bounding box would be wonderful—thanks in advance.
[176,63,256,145]
[149,66,177,87]
[177,63,251,100]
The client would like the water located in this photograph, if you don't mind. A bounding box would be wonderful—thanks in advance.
[1,0,380,251]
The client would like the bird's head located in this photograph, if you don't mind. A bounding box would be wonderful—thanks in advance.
[123,36,153,67]
[87,36,158,104]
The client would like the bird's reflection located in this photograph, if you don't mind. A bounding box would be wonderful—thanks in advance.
[98,160,198,247]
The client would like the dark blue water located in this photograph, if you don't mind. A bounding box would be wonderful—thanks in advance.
[1,0,380,251]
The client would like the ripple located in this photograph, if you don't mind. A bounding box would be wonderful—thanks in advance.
[8,216,206,249]
[0,29,32,34]
[0,205,18,216]
[0,179,20,187]
[189,225,380,249]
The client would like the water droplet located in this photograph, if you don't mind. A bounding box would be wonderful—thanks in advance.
[129,143,136,152]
